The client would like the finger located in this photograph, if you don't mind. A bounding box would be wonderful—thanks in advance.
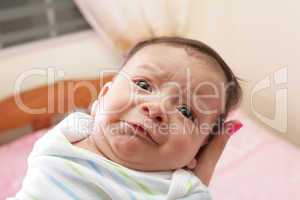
[194,120,243,186]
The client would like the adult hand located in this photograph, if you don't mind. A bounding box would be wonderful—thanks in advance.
[193,120,243,186]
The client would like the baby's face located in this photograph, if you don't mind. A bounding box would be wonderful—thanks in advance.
[92,44,226,171]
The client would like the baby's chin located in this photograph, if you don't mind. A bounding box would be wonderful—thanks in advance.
[103,140,155,170]
[90,125,150,168]
[111,134,147,154]
[92,121,186,171]
[103,121,151,153]
[104,138,185,171]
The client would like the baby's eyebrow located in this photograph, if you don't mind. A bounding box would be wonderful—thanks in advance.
[139,64,167,79]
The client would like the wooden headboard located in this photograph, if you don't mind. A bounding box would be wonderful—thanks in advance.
[0,74,114,142]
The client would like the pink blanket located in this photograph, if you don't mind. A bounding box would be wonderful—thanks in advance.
[1,112,299,199]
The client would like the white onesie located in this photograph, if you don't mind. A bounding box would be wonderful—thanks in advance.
[8,112,211,200]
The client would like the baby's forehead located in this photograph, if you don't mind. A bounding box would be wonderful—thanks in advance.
[125,44,226,81]
[121,44,227,100]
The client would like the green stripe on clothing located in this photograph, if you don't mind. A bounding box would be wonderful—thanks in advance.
[113,165,154,195]
[64,160,83,176]
[64,160,113,200]
[25,191,39,200]
[186,179,193,193]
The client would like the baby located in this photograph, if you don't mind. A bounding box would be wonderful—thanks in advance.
[10,37,242,200]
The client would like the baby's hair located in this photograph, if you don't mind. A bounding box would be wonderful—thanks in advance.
[122,36,243,133]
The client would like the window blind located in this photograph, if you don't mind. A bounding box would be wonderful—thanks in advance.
[0,0,90,49]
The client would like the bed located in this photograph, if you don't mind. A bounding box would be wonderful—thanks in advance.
[0,73,299,200]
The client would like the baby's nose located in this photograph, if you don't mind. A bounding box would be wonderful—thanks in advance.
[141,103,166,123]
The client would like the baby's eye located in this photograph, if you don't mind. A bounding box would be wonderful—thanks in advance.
[135,79,152,92]
[177,104,195,121]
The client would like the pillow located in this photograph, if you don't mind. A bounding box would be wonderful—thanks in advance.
[210,111,300,199]
[0,129,46,200]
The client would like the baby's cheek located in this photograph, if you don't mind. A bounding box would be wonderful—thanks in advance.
[103,84,133,114]
[165,136,198,161]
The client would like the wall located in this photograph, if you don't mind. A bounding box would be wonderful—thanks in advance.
[0,30,122,100]
[187,0,300,146]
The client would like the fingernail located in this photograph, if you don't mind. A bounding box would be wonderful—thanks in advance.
[228,122,243,136]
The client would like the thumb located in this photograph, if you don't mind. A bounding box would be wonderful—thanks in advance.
[194,120,243,186]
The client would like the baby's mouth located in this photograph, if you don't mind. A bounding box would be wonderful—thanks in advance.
[121,120,159,145]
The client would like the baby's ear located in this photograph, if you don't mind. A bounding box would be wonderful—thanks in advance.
[91,81,112,117]
[91,100,98,117]
[98,81,112,98]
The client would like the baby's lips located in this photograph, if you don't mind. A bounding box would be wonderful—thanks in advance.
[228,121,243,136]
